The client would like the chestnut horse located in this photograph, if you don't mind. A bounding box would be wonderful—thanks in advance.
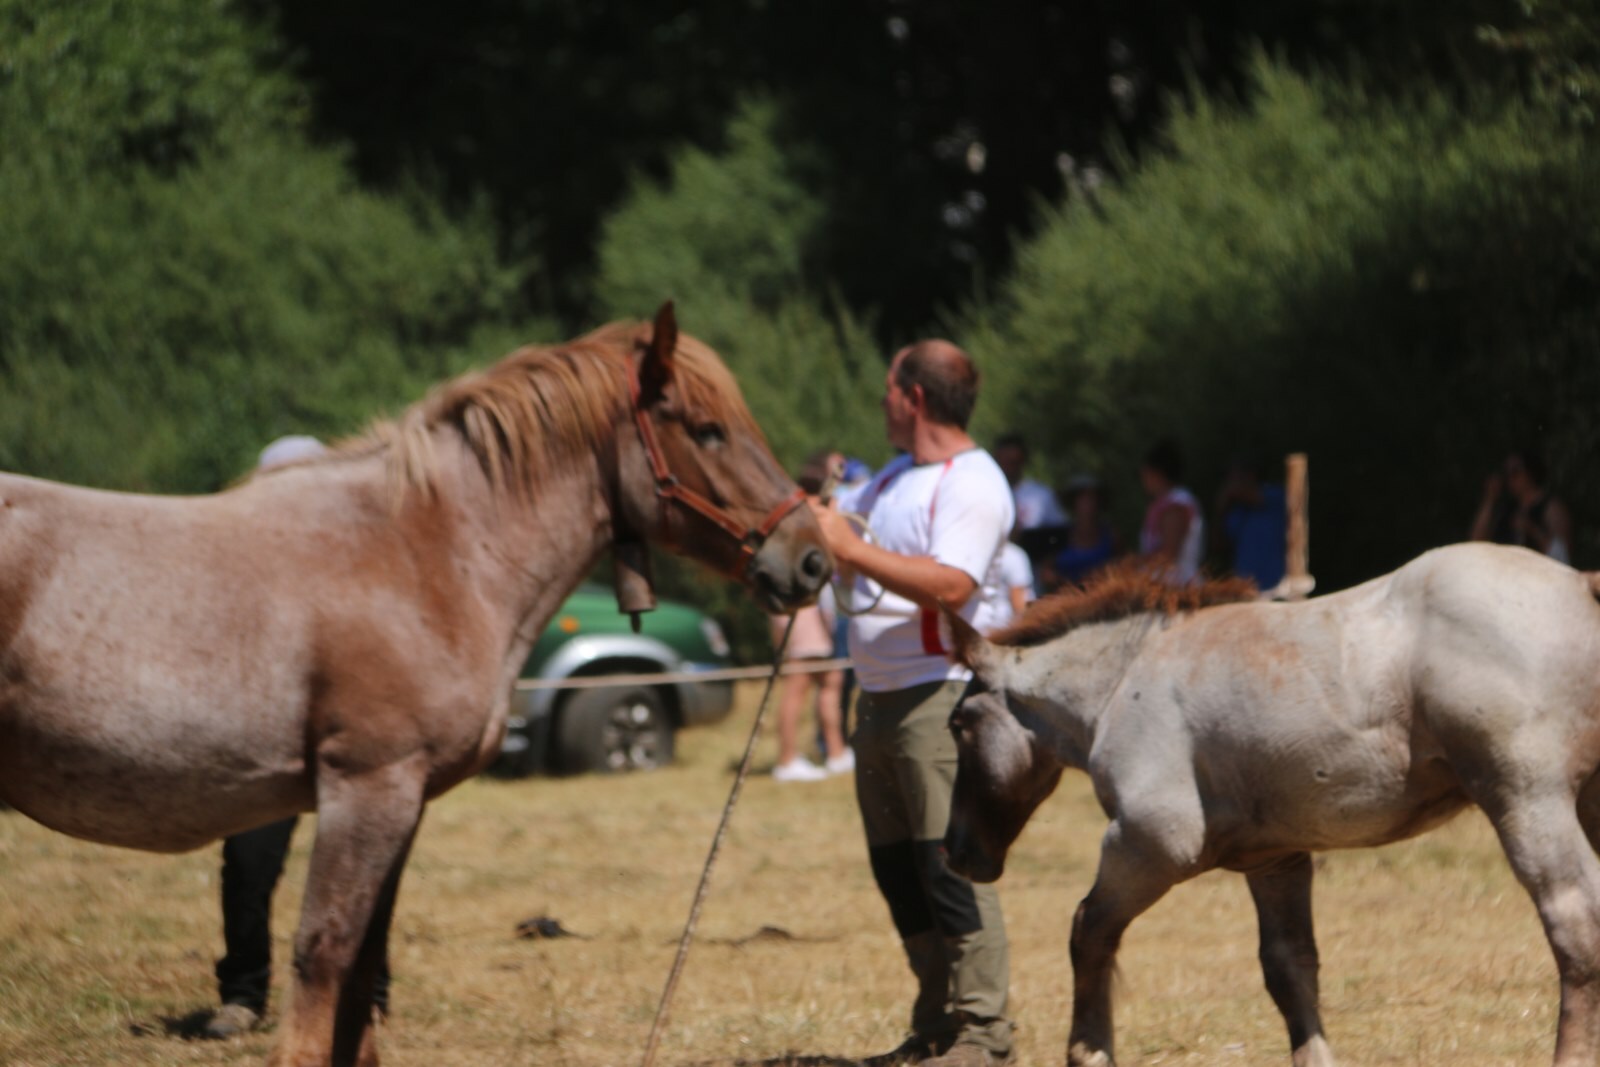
[0,304,828,1066]
[943,544,1600,1067]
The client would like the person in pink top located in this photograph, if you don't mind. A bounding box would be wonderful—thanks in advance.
[1138,438,1204,585]
[769,450,853,782]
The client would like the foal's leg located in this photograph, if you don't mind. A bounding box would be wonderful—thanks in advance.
[271,761,425,1067]
[1245,853,1336,1067]
[1068,821,1185,1067]
[1483,797,1600,1067]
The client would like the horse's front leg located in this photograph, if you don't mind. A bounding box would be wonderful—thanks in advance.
[1245,852,1336,1067]
[270,759,424,1067]
[1068,820,1185,1067]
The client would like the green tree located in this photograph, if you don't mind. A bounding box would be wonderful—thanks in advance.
[0,0,537,490]
[971,55,1600,587]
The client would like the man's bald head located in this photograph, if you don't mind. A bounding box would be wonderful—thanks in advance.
[892,339,979,429]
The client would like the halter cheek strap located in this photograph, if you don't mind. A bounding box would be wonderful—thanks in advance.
[627,364,807,576]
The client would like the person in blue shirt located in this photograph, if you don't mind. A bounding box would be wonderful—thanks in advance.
[1212,457,1286,590]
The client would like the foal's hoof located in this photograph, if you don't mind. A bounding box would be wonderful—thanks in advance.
[202,1002,262,1039]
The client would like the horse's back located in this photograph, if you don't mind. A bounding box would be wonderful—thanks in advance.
[1393,543,1600,767]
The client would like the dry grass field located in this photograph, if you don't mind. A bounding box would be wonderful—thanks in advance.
[0,681,1561,1066]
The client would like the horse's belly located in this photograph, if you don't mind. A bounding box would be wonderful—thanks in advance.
[0,701,310,853]
[1218,755,1468,862]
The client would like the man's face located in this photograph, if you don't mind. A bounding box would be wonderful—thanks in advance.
[882,354,916,450]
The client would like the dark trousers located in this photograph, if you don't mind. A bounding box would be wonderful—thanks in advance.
[215,816,391,1014]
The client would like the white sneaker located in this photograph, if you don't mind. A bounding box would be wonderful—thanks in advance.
[824,749,856,775]
[772,757,828,782]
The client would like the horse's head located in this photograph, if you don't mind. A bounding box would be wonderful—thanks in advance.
[945,689,1064,883]
[942,608,1063,883]
[619,303,830,613]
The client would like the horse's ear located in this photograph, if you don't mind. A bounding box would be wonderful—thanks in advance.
[942,603,999,677]
[640,301,678,398]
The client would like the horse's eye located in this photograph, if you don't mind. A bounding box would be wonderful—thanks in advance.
[692,424,727,449]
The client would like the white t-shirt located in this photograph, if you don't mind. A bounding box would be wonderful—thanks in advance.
[846,449,1015,692]
[1013,477,1066,530]
[988,542,1034,629]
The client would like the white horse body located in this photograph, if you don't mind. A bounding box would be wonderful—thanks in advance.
[946,543,1600,1066]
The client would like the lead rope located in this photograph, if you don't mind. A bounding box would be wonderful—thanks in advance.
[639,613,797,1067]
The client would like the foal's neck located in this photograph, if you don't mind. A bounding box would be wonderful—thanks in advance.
[1008,617,1151,768]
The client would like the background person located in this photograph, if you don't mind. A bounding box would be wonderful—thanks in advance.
[1137,438,1204,585]
[993,432,1065,595]
[991,535,1033,628]
[1039,473,1118,592]
[991,432,1064,532]
[769,450,853,782]
[1212,456,1287,589]
[1469,448,1573,563]
[811,339,1016,1067]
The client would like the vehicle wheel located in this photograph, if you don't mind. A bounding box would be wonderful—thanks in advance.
[554,685,675,774]
[489,716,541,779]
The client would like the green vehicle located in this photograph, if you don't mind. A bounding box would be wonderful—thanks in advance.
[492,584,735,776]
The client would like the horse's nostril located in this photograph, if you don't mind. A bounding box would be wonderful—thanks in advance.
[800,548,829,586]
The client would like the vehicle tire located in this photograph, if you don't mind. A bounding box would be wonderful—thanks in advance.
[554,685,675,774]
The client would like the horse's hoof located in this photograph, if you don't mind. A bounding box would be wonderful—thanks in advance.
[1067,1043,1113,1067]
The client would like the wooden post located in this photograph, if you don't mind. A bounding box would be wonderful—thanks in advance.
[1282,452,1314,600]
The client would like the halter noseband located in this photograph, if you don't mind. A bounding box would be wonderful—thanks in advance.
[627,363,807,576]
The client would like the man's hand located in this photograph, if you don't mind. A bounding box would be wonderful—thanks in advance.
[808,497,861,573]
[806,502,857,585]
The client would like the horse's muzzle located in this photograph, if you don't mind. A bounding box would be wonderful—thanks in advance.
[749,543,830,612]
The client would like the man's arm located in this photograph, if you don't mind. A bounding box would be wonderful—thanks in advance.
[810,503,979,610]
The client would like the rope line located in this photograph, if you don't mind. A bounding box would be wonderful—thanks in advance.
[514,656,850,691]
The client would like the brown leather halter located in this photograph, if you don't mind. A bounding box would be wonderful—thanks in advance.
[627,362,807,577]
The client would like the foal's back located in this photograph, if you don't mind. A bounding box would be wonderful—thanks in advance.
[1120,542,1600,861]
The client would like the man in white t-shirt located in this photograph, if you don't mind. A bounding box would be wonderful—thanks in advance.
[811,340,1015,1067]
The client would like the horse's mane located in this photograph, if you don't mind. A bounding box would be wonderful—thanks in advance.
[988,561,1258,648]
[336,320,760,501]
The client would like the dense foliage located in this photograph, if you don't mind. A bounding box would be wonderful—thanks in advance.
[0,0,534,490]
[971,56,1600,588]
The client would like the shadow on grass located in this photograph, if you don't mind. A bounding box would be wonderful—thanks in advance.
[129,1008,228,1040]
[683,1057,860,1066]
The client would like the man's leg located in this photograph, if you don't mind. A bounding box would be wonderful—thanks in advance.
[856,683,958,1056]
[897,682,1014,1061]
[215,816,298,1015]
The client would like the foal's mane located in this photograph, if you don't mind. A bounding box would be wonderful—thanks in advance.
[989,562,1258,648]
[344,320,759,501]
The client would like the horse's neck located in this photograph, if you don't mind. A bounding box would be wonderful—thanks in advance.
[1009,616,1153,769]
[421,437,617,671]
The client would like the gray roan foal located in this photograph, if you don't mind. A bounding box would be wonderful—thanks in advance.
[0,303,829,1067]
[943,543,1600,1067]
